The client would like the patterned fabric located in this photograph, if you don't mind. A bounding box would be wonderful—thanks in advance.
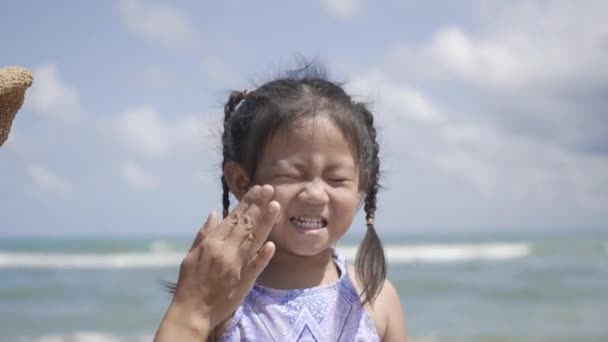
[219,252,380,342]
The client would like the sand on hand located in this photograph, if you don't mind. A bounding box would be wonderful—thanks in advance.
[0,66,33,147]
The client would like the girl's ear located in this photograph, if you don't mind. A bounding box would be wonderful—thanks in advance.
[223,161,251,200]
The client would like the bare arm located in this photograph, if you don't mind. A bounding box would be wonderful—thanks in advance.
[377,280,407,342]
[155,303,211,341]
[154,185,280,342]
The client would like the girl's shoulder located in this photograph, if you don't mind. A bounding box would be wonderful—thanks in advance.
[346,264,408,341]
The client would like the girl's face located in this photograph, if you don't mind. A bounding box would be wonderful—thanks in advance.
[255,115,362,256]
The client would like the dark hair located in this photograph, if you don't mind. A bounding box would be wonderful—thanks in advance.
[221,63,386,305]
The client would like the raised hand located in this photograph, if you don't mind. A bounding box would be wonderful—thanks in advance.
[155,185,280,341]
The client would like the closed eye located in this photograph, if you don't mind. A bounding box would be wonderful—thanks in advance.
[327,177,352,186]
[274,174,300,180]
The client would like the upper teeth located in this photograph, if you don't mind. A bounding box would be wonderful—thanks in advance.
[292,216,324,224]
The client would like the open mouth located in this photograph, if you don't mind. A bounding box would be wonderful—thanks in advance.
[290,216,328,230]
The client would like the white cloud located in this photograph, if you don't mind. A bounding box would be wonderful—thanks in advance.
[433,123,608,211]
[170,116,209,149]
[359,77,608,228]
[136,66,178,89]
[373,1,608,202]
[389,1,608,91]
[115,106,168,158]
[426,27,524,87]
[116,0,196,48]
[121,160,158,189]
[338,0,608,229]
[363,81,608,217]
[27,164,72,195]
[321,0,364,18]
[113,106,208,159]
[201,57,242,88]
[28,64,81,122]
[348,71,443,125]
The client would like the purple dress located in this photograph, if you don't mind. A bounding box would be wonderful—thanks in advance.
[219,252,380,341]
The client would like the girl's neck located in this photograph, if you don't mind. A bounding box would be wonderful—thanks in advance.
[256,247,340,289]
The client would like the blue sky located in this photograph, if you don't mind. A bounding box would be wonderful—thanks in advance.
[1,0,607,237]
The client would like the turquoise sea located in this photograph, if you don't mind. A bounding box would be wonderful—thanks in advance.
[1,229,607,342]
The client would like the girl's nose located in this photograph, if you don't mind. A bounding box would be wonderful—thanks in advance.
[298,178,329,205]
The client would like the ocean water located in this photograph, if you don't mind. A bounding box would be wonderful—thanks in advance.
[1,230,607,342]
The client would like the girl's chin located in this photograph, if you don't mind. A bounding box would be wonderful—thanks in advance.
[273,245,331,258]
[268,221,333,255]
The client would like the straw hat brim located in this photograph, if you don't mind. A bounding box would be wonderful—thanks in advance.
[0,66,33,147]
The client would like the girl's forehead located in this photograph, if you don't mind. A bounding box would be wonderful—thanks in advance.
[278,115,342,137]
[259,115,358,165]
[271,116,346,144]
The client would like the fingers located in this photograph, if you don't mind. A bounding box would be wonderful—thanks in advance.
[232,185,275,242]
[199,184,278,279]
[211,185,261,240]
[189,211,219,253]
[220,185,276,244]
[238,199,280,259]
[238,241,276,291]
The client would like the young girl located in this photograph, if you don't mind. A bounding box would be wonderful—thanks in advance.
[155,65,407,341]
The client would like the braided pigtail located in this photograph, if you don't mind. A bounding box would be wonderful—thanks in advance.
[195,90,249,342]
[221,90,247,218]
[354,103,387,305]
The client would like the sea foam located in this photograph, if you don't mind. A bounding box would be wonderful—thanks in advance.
[338,243,531,263]
[31,331,152,342]
[0,243,530,269]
